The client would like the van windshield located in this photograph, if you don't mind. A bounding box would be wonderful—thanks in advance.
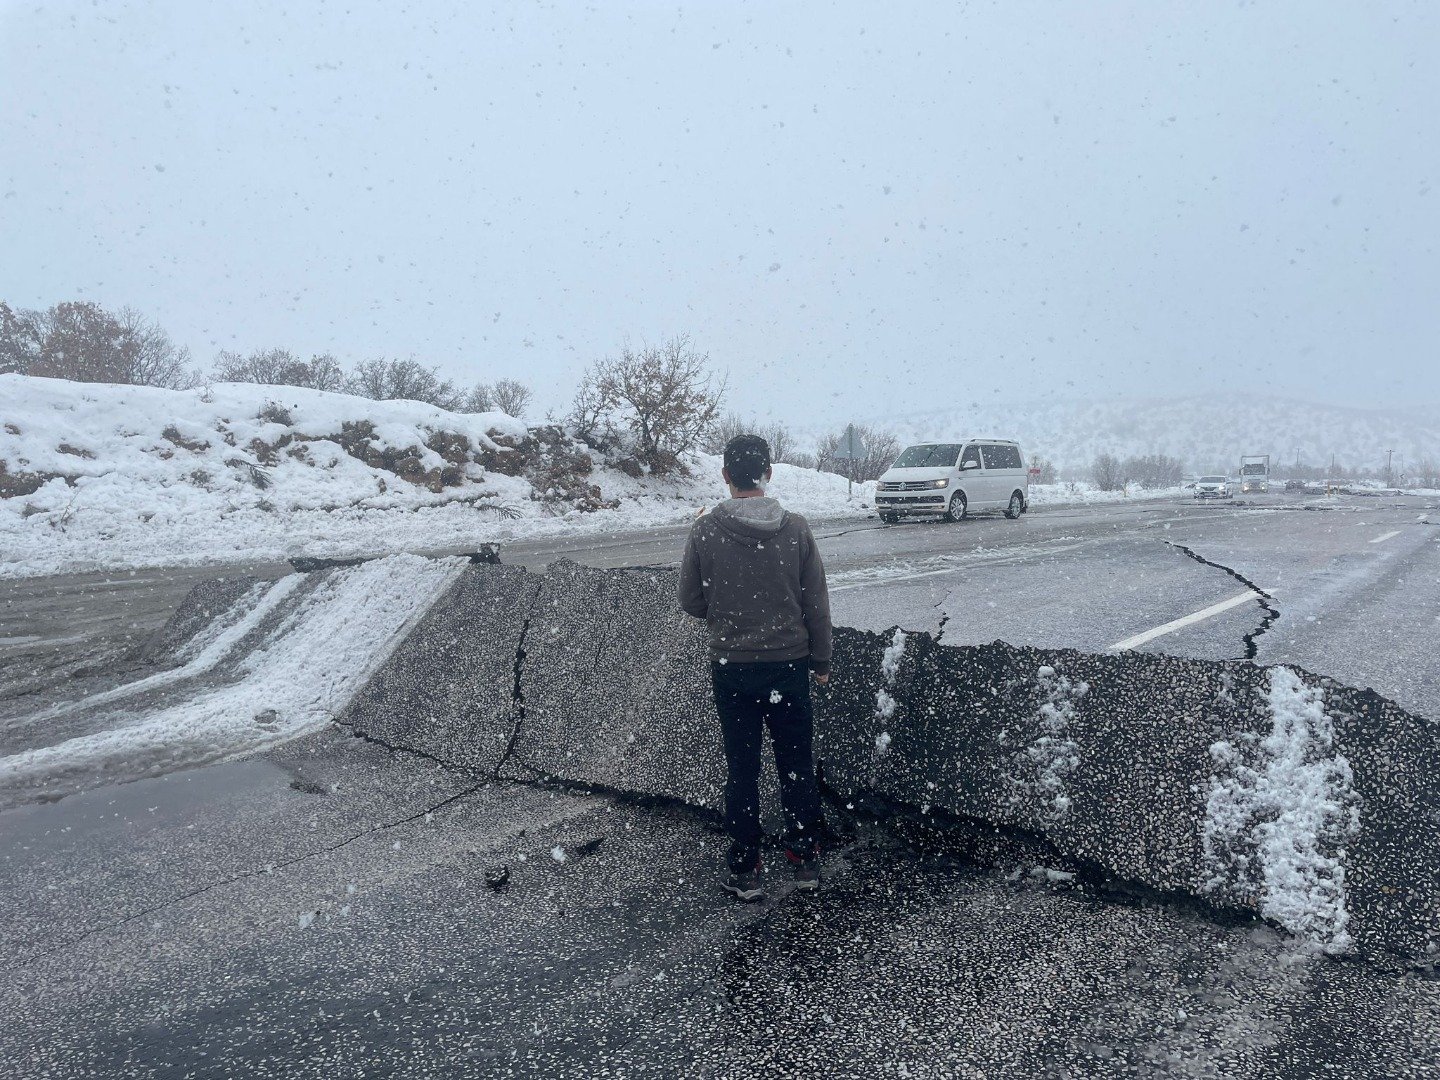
[892,444,962,468]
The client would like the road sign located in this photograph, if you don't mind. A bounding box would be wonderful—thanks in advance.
[832,424,866,500]
[832,424,865,460]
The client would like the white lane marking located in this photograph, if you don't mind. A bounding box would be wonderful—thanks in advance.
[1108,589,1276,652]
[1369,530,1401,544]
[831,566,968,592]
[829,540,1096,592]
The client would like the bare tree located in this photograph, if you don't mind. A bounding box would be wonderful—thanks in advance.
[116,307,195,389]
[4,301,194,387]
[459,383,495,413]
[572,336,725,472]
[0,302,41,375]
[1091,453,1123,491]
[815,425,901,482]
[567,368,618,447]
[25,301,133,383]
[702,412,752,456]
[491,378,533,418]
[346,358,462,410]
[702,412,799,463]
[1029,455,1058,484]
[305,353,347,392]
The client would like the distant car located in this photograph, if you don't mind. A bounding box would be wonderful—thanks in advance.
[1194,476,1231,499]
[1240,477,1269,494]
[1284,478,1306,492]
[874,439,1029,523]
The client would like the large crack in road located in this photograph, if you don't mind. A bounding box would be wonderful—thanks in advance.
[1164,540,1281,660]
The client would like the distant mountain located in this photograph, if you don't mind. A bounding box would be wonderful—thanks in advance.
[853,396,1440,474]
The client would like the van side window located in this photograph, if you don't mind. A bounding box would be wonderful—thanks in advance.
[981,444,1022,469]
[959,444,981,469]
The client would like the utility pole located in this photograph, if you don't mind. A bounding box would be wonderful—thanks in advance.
[1386,449,1395,487]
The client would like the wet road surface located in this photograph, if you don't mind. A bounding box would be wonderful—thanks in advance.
[5,730,1438,1078]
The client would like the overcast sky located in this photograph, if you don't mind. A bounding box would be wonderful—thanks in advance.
[3,1,1437,426]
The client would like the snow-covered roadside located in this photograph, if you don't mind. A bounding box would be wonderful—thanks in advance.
[0,376,871,578]
[0,554,466,802]
[1027,482,1189,506]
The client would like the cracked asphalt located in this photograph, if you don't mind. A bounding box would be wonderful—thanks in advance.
[6,729,1439,1078]
[3,491,1439,1076]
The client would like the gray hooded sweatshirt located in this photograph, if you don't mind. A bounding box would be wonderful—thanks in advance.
[678,496,833,674]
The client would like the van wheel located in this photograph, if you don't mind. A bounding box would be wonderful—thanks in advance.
[945,492,967,522]
[1005,492,1024,519]
[879,512,899,525]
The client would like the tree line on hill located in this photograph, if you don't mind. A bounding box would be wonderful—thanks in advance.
[0,299,532,419]
[1,298,904,482]
[28,298,1395,490]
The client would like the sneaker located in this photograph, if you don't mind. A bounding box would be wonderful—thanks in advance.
[723,868,765,902]
[787,851,821,892]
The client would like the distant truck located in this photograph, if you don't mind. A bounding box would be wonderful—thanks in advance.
[1239,454,1270,494]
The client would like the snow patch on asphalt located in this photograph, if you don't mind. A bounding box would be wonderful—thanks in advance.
[1007,666,1085,821]
[0,555,465,795]
[1201,667,1361,953]
[873,630,906,755]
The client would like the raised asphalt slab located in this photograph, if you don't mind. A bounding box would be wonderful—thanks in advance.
[3,493,1438,1075]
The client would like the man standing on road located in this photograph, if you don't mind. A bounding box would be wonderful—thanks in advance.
[679,434,832,901]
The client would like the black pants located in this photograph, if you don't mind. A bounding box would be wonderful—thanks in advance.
[711,658,823,873]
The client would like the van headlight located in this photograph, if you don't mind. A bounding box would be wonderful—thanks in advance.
[931,478,949,488]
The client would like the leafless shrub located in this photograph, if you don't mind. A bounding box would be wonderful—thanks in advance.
[346,358,462,410]
[1091,453,1123,491]
[1120,453,1186,489]
[703,413,800,464]
[787,451,818,470]
[491,379,532,418]
[460,384,495,413]
[256,401,295,426]
[815,425,901,482]
[212,348,345,392]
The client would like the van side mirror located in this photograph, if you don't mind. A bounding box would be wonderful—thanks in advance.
[961,459,980,470]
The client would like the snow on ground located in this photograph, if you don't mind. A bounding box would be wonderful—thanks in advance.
[1027,482,1188,506]
[0,376,869,578]
[1200,667,1360,954]
[0,554,465,800]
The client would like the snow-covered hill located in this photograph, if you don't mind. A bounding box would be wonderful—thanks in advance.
[0,376,863,577]
[861,396,1440,474]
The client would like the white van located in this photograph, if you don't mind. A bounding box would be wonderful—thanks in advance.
[874,439,1029,524]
